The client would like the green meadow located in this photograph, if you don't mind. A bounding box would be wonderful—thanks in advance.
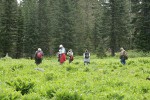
[0,56,150,100]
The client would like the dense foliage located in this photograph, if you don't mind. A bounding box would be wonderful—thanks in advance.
[0,56,150,99]
[0,1,150,99]
[0,0,150,58]
[131,0,150,51]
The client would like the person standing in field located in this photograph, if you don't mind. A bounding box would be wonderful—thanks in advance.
[59,44,66,64]
[120,47,128,65]
[67,49,74,63]
[35,48,44,65]
[83,49,90,65]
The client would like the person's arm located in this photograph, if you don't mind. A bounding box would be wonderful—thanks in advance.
[67,51,69,55]
[59,49,62,54]
[120,51,124,56]
[34,51,37,57]
[62,48,65,53]
[120,50,125,58]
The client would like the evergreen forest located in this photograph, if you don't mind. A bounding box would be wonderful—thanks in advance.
[0,0,150,58]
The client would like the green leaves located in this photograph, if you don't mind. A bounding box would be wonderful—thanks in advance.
[0,0,18,57]
[132,0,150,51]
[55,90,83,100]
[0,57,150,99]
[6,77,35,95]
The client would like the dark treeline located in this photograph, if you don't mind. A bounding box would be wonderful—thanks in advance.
[0,0,150,58]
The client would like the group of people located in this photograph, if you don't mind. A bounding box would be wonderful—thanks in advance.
[34,45,127,66]
[56,44,90,65]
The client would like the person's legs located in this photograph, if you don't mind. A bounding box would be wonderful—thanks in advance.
[69,56,73,64]
[124,59,126,65]
[35,58,38,65]
[121,58,125,65]
[84,61,86,65]
[38,59,42,65]
[69,59,71,63]
[35,59,41,65]
[60,55,63,64]
[84,61,89,65]
[60,54,66,64]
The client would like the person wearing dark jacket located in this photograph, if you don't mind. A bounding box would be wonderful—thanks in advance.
[35,48,44,65]
[83,49,90,65]
[67,49,74,63]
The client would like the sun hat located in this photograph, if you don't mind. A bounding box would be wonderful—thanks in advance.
[120,47,124,51]
[38,48,42,51]
[59,44,63,48]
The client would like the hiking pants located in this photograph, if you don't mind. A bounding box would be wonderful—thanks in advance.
[120,58,126,65]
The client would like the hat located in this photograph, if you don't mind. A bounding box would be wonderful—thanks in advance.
[85,49,88,52]
[120,47,124,50]
[59,44,63,48]
[38,48,42,51]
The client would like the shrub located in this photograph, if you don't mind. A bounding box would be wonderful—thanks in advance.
[83,67,90,72]
[22,93,41,100]
[6,77,35,95]
[137,59,150,67]
[45,72,56,81]
[96,44,106,58]
[66,65,78,72]
[127,60,135,65]
[126,50,150,58]
[1,56,150,99]
[103,69,108,74]
[46,88,56,99]
[140,86,150,94]
[11,64,24,71]
[107,93,124,100]
[0,88,21,100]
[55,90,83,100]
[0,56,12,61]
[74,62,80,65]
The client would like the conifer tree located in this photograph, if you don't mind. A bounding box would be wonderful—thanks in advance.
[74,0,96,54]
[132,0,150,51]
[38,0,50,54]
[22,0,38,57]
[0,0,3,54]
[54,0,76,51]
[16,5,24,58]
[109,0,129,56]
[0,0,18,57]
[94,0,129,56]
[46,0,60,53]
[93,0,111,57]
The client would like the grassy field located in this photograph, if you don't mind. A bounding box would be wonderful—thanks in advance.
[0,56,150,100]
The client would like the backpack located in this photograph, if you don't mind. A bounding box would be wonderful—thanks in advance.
[123,51,128,60]
[85,52,89,58]
[37,52,43,59]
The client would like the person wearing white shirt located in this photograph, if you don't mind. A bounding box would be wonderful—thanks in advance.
[59,44,66,64]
